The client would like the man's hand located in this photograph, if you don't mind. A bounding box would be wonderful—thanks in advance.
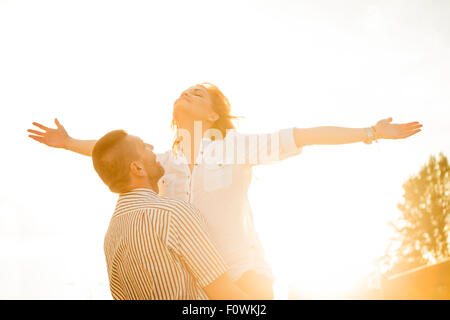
[203,273,251,300]
[27,118,70,149]
[374,117,422,140]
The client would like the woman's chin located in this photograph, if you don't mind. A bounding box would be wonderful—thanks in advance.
[174,100,191,109]
[173,107,199,124]
[173,103,190,117]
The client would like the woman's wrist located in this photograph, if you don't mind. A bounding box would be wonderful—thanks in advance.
[363,126,379,144]
[63,136,74,150]
[371,125,380,140]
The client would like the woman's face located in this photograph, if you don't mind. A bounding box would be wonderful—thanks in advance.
[173,85,218,124]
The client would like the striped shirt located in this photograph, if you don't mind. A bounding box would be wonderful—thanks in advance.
[104,188,229,300]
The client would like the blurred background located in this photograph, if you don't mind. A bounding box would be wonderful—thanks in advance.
[0,0,449,299]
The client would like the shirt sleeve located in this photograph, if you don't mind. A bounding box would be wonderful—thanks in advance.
[278,127,303,161]
[167,201,229,288]
[204,127,302,166]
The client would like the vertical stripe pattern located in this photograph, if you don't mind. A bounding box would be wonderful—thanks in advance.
[104,188,229,300]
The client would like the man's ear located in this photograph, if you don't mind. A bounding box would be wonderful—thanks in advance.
[130,161,146,177]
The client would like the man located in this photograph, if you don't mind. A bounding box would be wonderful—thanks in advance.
[91,129,249,300]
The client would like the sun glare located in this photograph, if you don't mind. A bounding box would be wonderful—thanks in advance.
[1,0,449,299]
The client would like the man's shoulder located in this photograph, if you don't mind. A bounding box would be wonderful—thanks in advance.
[155,195,199,218]
[113,193,199,224]
[124,194,197,216]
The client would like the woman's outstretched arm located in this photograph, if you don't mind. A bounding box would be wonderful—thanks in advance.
[293,117,422,147]
[27,118,96,156]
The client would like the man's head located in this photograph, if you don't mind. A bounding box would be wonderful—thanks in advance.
[92,130,164,194]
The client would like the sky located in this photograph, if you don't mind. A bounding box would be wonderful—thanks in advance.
[0,0,449,299]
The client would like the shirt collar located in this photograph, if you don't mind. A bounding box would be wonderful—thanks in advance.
[113,188,159,218]
[118,188,159,200]
[173,136,214,159]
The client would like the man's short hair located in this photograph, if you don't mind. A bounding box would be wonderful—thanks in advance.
[92,130,140,193]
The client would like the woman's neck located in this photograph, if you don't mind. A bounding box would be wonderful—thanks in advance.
[176,119,212,163]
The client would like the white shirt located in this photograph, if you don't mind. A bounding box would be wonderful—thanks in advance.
[156,127,302,281]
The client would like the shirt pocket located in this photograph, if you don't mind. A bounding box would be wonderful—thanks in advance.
[203,162,233,192]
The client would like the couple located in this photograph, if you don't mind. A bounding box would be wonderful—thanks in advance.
[28,82,422,299]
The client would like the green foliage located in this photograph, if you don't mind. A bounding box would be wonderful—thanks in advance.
[382,153,450,276]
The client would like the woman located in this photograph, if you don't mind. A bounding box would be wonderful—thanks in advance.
[28,82,422,299]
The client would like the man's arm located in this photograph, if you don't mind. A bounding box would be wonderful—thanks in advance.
[168,202,252,300]
[293,117,422,147]
[28,118,96,156]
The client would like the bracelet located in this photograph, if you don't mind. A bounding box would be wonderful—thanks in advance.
[364,127,378,144]
[371,126,379,142]
[364,127,374,144]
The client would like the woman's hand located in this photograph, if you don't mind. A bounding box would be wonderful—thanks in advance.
[374,117,422,140]
[27,118,70,149]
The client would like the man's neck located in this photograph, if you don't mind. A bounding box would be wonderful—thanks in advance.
[126,181,159,194]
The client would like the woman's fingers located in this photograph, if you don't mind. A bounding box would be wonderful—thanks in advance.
[28,135,47,144]
[27,129,45,136]
[401,124,423,131]
[32,122,51,131]
[400,122,418,127]
[377,117,392,126]
[400,122,422,128]
[398,129,422,139]
[54,118,63,129]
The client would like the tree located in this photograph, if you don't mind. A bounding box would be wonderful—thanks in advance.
[381,152,450,276]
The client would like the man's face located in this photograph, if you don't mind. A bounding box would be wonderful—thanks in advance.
[131,135,165,183]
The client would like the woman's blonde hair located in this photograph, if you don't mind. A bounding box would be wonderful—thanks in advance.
[171,82,241,153]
